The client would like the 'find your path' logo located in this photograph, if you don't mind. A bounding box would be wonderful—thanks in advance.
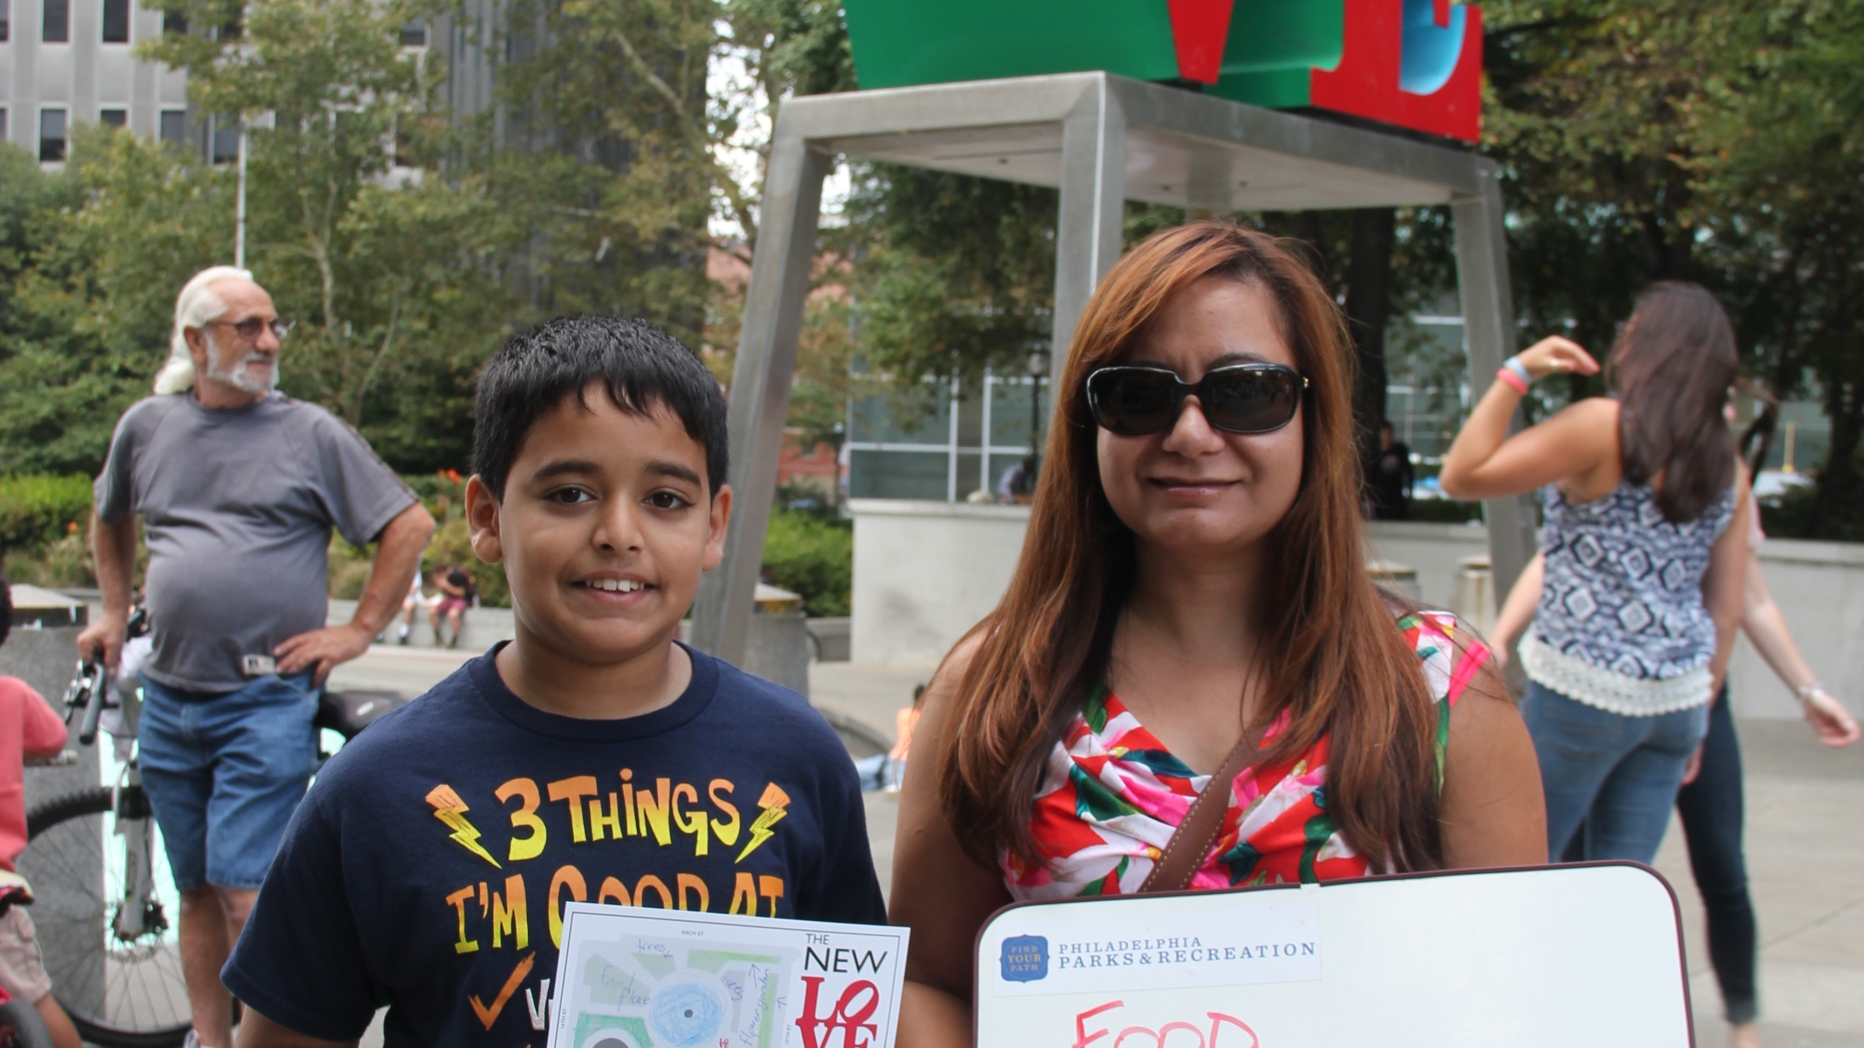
[1000,935,1049,983]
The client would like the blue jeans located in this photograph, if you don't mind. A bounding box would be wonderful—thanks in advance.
[1522,681,1710,864]
[1676,688,1757,1024]
[137,671,320,891]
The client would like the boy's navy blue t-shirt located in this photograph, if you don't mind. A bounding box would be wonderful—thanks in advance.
[223,643,887,1044]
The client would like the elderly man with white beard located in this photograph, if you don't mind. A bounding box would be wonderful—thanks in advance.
[76,266,434,1048]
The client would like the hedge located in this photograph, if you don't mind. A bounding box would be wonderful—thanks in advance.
[761,510,853,618]
[0,474,94,555]
[6,470,855,618]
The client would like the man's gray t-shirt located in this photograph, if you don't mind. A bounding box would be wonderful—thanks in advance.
[95,394,415,693]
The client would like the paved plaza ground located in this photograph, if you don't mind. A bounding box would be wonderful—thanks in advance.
[322,647,1864,1048]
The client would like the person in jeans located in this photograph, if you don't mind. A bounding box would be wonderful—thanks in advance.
[1442,281,1750,864]
[1491,503,1859,1048]
[75,266,435,1048]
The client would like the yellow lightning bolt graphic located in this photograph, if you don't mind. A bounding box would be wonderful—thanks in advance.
[735,782,791,862]
[425,784,501,868]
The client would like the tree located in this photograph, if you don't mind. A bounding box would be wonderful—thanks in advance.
[1689,0,1864,536]
[0,128,231,474]
[1484,0,1864,537]
[139,0,525,461]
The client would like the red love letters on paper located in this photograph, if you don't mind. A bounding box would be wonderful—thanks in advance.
[795,976,881,1048]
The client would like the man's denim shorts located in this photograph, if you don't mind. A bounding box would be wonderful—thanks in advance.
[136,671,319,892]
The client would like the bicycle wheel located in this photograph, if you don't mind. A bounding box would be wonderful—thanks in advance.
[21,787,191,1048]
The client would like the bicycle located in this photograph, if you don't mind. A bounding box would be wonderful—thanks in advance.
[19,609,410,1048]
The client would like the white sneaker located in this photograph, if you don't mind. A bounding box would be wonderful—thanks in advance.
[184,1031,215,1048]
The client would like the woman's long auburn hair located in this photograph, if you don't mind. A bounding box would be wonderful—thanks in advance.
[1609,282,1739,523]
[936,222,1445,874]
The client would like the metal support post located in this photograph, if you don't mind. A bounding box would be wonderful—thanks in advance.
[691,118,830,663]
[235,121,249,268]
[1452,160,1538,657]
[1050,77,1127,386]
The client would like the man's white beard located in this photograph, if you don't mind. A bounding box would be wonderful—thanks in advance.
[205,334,279,395]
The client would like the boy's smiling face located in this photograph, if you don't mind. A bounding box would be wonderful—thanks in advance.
[466,384,731,666]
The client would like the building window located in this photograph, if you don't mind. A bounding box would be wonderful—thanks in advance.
[846,371,1049,502]
[399,20,426,47]
[159,109,187,148]
[40,109,68,162]
[211,114,240,164]
[43,0,69,41]
[0,110,8,145]
[1,0,10,42]
[162,7,186,34]
[100,108,128,128]
[102,0,129,42]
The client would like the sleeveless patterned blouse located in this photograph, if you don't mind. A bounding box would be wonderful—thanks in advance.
[1520,479,1734,716]
[1002,613,1488,898]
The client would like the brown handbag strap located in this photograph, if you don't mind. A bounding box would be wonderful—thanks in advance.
[1138,730,1261,894]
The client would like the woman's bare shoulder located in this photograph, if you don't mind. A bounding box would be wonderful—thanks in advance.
[922,628,990,712]
[1553,396,1620,426]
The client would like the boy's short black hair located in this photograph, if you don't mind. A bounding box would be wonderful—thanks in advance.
[473,315,729,499]
[0,567,10,648]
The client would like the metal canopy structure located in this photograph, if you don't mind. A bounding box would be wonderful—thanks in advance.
[692,71,1536,664]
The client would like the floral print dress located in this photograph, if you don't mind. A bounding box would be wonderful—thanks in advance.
[1001,612,1490,898]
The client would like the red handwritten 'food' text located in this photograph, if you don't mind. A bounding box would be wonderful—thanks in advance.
[1072,1000,1260,1048]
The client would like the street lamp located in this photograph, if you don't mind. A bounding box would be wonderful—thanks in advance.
[234,110,275,268]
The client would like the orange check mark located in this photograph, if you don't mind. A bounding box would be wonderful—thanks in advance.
[469,952,536,1030]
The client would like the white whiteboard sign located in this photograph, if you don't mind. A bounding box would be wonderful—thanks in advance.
[976,863,1692,1048]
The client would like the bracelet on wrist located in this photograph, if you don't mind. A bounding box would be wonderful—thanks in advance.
[1495,366,1530,395]
[1795,681,1826,704]
[1503,355,1533,384]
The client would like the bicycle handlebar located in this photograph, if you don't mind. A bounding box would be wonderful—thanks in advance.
[64,605,150,747]
[76,674,107,747]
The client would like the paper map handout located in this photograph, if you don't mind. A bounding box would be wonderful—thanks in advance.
[549,902,909,1048]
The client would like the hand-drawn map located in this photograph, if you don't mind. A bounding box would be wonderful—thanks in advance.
[551,904,908,1048]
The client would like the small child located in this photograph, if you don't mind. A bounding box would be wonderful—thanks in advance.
[224,316,887,1044]
[427,564,472,648]
[0,574,85,1048]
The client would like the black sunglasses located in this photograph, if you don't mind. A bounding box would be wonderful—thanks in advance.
[1086,364,1308,436]
[209,317,293,342]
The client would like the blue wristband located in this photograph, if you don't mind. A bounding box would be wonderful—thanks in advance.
[1503,356,1532,386]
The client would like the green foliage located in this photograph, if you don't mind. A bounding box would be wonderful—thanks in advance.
[137,0,523,466]
[0,475,95,556]
[1484,0,1864,538]
[2,533,97,590]
[0,129,226,474]
[846,166,1058,394]
[325,534,377,600]
[761,507,851,617]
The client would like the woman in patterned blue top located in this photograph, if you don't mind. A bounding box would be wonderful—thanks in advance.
[1440,282,1751,864]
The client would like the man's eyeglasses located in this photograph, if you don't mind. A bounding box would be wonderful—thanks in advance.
[208,317,293,342]
[1085,363,1308,436]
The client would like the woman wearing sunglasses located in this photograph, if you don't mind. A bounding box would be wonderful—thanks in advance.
[888,223,1547,1047]
[1439,281,1750,868]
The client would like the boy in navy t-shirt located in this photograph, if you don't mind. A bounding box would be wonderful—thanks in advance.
[225,316,886,1045]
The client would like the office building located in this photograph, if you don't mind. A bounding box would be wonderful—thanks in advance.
[1,0,497,164]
